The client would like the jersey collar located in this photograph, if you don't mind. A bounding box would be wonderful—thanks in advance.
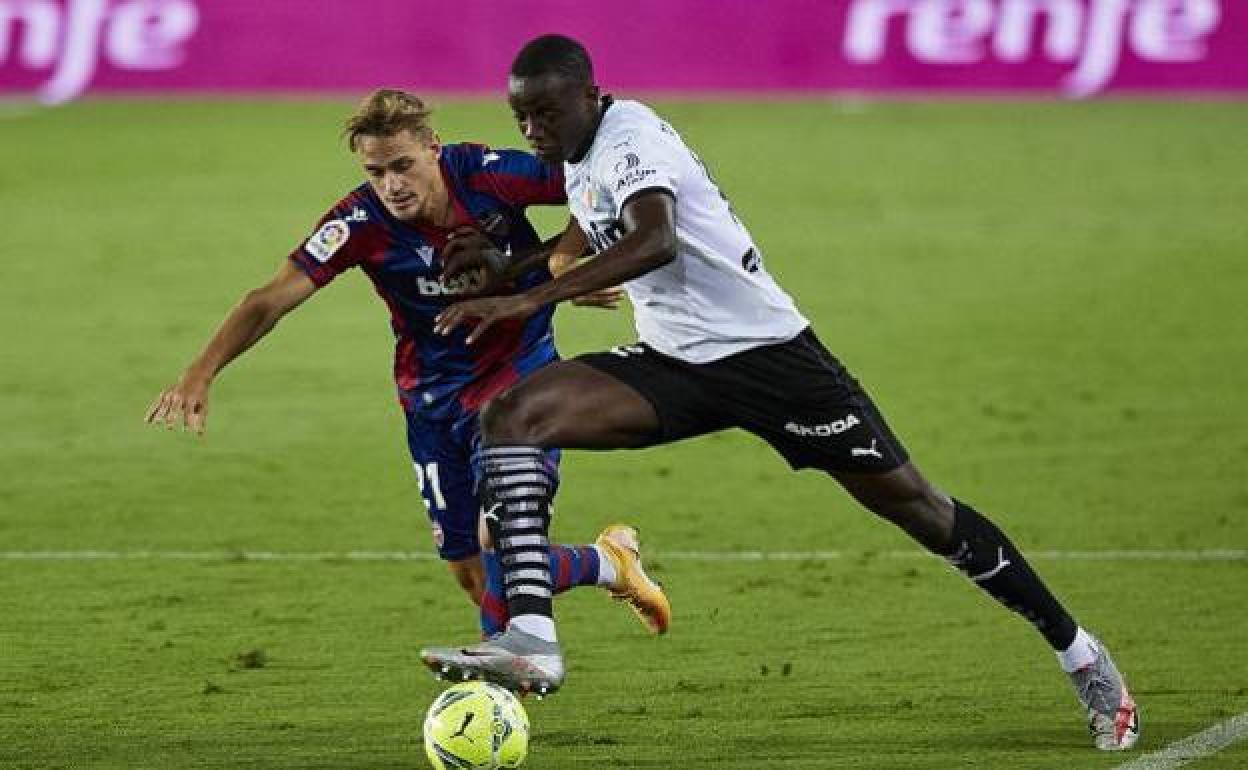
[567,94,614,165]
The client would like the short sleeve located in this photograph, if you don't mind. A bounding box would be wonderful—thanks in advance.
[287,200,375,287]
[468,148,566,207]
[599,134,680,219]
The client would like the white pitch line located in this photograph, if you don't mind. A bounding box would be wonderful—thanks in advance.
[0,549,1244,562]
[1114,712,1248,770]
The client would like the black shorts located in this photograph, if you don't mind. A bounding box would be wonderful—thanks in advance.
[576,328,909,474]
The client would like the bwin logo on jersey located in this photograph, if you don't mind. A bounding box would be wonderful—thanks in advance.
[785,414,860,437]
[414,268,486,297]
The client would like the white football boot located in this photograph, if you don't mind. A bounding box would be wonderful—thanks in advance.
[422,627,565,697]
[1068,634,1140,750]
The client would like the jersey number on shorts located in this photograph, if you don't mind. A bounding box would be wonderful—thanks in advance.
[412,462,448,511]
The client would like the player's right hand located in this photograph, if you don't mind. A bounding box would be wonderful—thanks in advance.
[145,377,211,435]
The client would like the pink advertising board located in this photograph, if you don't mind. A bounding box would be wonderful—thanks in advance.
[2,0,1245,103]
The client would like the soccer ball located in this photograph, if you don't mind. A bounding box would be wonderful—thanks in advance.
[423,681,530,769]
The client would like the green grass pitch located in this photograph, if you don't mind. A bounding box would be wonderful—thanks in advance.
[2,98,1247,768]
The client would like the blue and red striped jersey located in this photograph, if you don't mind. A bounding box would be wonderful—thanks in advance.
[289,143,566,421]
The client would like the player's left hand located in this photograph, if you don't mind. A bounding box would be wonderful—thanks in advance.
[145,376,211,435]
[434,294,540,344]
[443,227,507,295]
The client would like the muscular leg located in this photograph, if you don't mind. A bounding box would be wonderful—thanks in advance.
[481,360,661,448]
[832,460,1139,749]
[832,462,955,552]
[470,361,659,646]
[832,461,1078,651]
[447,555,486,605]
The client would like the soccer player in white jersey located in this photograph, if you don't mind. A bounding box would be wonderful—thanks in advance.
[423,35,1139,751]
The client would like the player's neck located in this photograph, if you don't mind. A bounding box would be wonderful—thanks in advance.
[401,184,456,229]
[567,94,614,165]
[427,186,456,228]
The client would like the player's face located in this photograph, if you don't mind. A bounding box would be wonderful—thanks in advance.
[508,73,600,164]
[356,130,446,224]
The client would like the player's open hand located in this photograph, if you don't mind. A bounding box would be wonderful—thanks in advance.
[145,377,211,435]
[434,294,540,345]
[443,227,507,294]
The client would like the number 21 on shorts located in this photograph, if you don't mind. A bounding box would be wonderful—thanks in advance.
[412,461,447,511]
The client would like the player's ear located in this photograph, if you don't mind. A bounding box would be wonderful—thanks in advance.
[429,132,443,158]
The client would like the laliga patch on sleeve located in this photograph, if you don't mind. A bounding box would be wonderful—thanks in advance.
[304,219,350,263]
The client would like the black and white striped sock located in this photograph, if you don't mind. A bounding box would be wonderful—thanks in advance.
[480,446,557,641]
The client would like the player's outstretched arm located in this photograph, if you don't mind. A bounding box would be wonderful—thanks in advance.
[145,261,317,434]
[434,192,674,343]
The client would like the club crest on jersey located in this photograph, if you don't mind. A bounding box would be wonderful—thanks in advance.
[305,219,350,263]
[613,152,641,174]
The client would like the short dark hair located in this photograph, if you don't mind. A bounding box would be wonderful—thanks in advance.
[511,34,593,84]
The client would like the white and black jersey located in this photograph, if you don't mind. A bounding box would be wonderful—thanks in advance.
[569,99,907,475]
[564,99,808,364]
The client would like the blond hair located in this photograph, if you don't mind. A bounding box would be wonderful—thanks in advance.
[344,89,433,150]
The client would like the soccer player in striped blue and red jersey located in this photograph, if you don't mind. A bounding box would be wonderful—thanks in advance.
[145,89,670,639]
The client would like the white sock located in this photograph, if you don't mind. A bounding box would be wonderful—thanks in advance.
[510,614,558,644]
[1057,627,1099,673]
[593,544,617,587]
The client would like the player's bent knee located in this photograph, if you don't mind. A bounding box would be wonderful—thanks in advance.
[480,386,560,446]
[480,388,528,442]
